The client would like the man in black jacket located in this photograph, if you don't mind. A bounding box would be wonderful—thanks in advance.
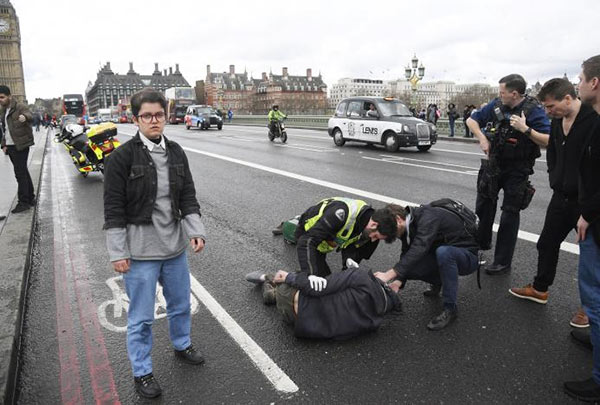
[272,198,399,277]
[103,89,206,399]
[246,267,401,340]
[374,202,479,331]
[564,54,600,403]
[509,79,597,326]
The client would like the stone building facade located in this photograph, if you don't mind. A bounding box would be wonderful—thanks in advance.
[0,0,26,103]
[205,65,328,115]
[85,62,190,115]
[329,78,385,108]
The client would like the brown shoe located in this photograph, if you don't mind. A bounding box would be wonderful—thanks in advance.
[570,308,590,328]
[508,284,548,304]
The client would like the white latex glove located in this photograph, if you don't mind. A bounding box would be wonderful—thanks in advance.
[346,258,359,269]
[308,275,327,291]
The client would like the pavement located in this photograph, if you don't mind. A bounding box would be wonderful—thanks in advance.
[4,123,590,403]
[0,126,49,404]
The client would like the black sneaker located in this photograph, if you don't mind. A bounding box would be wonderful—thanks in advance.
[272,222,284,235]
[564,377,600,402]
[175,344,205,365]
[570,329,593,351]
[134,373,162,399]
[484,263,511,276]
[423,284,441,297]
[245,271,266,285]
[11,203,30,214]
[427,308,458,331]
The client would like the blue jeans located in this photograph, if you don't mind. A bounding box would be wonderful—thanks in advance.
[436,245,478,309]
[449,119,455,137]
[578,234,600,384]
[123,251,192,377]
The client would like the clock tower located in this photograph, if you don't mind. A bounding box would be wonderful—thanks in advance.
[0,0,26,103]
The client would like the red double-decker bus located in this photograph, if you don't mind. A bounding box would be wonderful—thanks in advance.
[62,94,86,124]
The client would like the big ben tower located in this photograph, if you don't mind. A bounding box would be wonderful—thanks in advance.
[0,0,26,103]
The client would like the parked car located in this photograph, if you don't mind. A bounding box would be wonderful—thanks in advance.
[184,105,223,130]
[327,97,437,152]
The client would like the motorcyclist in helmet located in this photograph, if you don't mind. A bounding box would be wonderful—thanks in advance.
[268,104,287,136]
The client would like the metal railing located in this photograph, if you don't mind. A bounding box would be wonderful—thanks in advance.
[225,115,472,137]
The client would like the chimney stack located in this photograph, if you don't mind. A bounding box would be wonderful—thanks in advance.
[282,67,288,77]
[129,62,133,71]
[107,62,111,70]
[207,64,211,75]
[229,65,235,75]
[307,68,312,81]
[169,67,173,75]
[154,63,159,71]
[164,69,167,76]
[262,72,268,81]
[175,63,180,74]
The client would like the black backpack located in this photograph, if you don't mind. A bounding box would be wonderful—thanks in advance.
[429,198,479,240]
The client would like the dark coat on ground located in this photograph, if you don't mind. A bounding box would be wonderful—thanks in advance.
[285,269,400,340]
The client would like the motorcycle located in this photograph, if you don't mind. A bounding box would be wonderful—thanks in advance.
[268,118,288,143]
[54,122,120,177]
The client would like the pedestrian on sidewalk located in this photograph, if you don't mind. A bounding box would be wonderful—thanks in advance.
[447,103,459,137]
[508,78,596,329]
[0,85,35,214]
[103,88,207,399]
[563,54,600,403]
[227,108,233,123]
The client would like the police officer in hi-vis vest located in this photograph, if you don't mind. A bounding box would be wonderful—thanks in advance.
[272,197,400,277]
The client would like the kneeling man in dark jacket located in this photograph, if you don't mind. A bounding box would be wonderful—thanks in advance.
[246,268,401,340]
[374,202,479,331]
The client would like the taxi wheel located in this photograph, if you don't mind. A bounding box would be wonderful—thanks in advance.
[417,145,432,152]
[333,129,345,146]
[384,133,399,152]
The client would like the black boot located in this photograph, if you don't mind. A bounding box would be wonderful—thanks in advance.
[564,377,600,402]
[484,263,511,276]
[427,307,458,331]
[134,373,162,398]
[570,329,593,351]
[423,284,441,297]
[174,344,205,365]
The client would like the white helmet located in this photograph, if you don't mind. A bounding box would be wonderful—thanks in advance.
[65,123,84,136]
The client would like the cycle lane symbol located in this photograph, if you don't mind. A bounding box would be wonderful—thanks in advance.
[98,275,200,333]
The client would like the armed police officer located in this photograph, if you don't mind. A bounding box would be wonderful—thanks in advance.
[271,197,399,277]
[466,74,550,275]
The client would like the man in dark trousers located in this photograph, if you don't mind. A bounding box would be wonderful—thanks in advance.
[246,267,401,340]
[0,85,35,213]
[467,74,550,275]
[272,197,399,277]
[374,201,480,331]
[509,79,597,329]
[563,54,600,402]
[104,88,206,399]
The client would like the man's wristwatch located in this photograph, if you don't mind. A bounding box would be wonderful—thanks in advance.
[524,127,532,136]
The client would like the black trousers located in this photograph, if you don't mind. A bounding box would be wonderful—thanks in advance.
[476,165,530,267]
[7,146,34,205]
[532,192,579,292]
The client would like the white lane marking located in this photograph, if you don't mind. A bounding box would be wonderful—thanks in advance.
[378,154,479,170]
[188,277,299,393]
[179,146,579,256]
[363,156,478,176]
[273,143,337,153]
[219,135,256,142]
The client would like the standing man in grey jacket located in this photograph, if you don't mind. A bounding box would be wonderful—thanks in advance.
[0,85,35,213]
[103,88,207,399]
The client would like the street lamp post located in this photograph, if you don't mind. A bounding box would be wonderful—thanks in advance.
[404,54,425,109]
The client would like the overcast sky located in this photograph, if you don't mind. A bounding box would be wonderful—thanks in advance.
[12,0,600,100]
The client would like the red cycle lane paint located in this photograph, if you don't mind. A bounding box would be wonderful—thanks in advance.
[52,147,121,404]
[51,164,84,404]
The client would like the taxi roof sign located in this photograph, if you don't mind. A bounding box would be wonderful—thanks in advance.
[383,97,397,101]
